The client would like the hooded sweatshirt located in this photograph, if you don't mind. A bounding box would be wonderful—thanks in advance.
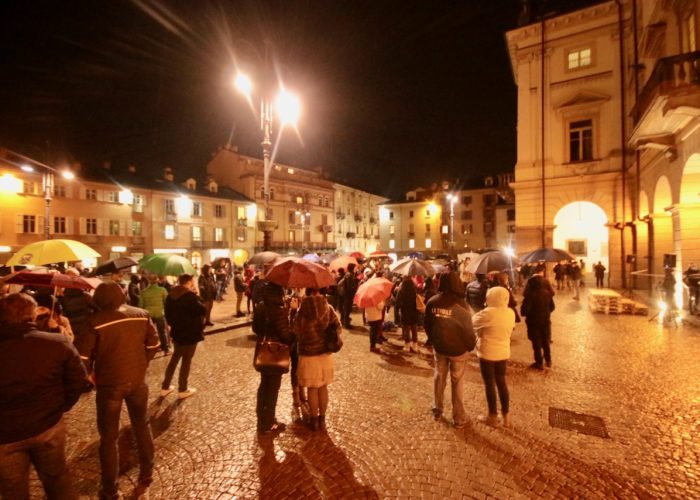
[293,294,341,356]
[76,280,160,386]
[424,272,476,357]
[165,285,207,345]
[472,286,516,361]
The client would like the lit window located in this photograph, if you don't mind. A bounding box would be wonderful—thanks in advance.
[389,239,395,249]
[192,226,202,241]
[425,238,432,248]
[164,224,175,240]
[462,223,472,235]
[119,189,134,204]
[568,48,591,69]
[569,119,594,162]
[237,206,246,220]
[442,225,448,234]
[132,221,142,236]
[389,225,395,236]
[109,220,120,236]
[409,239,415,249]
[214,227,225,242]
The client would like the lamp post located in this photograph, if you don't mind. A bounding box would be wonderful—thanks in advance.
[234,70,301,251]
[446,193,456,256]
[4,149,74,240]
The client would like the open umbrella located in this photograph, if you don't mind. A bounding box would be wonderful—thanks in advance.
[520,248,574,263]
[465,251,520,275]
[330,255,359,272]
[6,239,100,266]
[389,257,436,277]
[349,251,365,260]
[408,251,426,260]
[94,256,139,276]
[3,269,99,290]
[248,251,280,267]
[265,257,335,289]
[138,254,194,277]
[320,253,338,264]
[368,250,390,259]
[302,253,321,263]
[354,276,393,308]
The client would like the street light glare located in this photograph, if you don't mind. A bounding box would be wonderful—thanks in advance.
[234,73,252,97]
[275,89,301,125]
[21,164,34,173]
[61,170,75,180]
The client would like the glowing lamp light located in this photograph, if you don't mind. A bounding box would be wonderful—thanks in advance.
[247,203,257,220]
[427,202,438,216]
[0,246,11,253]
[275,89,301,125]
[379,207,390,222]
[61,170,75,180]
[119,189,134,205]
[503,246,516,257]
[232,248,248,266]
[658,300,668,313]
[175,195,193,217]
[0,173,22,193]
[111,246,127,253]
[234,73,253,97]
[21,165,34,173]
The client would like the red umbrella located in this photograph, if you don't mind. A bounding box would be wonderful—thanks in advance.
[354,276,393,308]
[3,270,98,290]
[368,250,389,259]
[330,255,359,273]
[349,251,365,260]
[265,257,335,289]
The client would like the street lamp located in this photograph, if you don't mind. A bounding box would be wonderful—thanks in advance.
[234,69,301,251]
[446,193,456,256]
[1,149,74,240]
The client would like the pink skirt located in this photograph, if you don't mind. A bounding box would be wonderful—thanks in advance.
[298,353,334,388]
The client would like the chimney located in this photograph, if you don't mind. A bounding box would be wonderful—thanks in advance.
[127,164,136,174]
[163,167,174,182]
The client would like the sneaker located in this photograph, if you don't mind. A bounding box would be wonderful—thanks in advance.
[402,343,411,352]
[160,386,175,397]
[502,414,511,428]
[477,414,500,427]
[529,362,544,370]
[545,360,552,368]
[178,388,197,399]
[258,421,286,434]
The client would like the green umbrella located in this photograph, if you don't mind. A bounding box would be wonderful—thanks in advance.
[138,253,195,277]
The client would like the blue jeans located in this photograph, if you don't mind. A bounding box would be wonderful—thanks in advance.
[479,359,509,415]
[96,382,154,499]
[432,351,469,425]
[0,418,73,500]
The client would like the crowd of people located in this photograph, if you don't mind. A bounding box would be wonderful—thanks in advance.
[0,254,563,499]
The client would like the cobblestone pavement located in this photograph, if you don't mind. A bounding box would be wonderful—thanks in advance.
[38,286,700,498]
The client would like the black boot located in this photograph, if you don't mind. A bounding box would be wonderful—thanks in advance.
[308,416,320,431]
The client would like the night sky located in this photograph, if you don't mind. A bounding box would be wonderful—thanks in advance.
[0,1,597,199]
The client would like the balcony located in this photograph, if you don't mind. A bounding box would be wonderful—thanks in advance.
[369,216,377,224]
[335,212,345,220]
[131,236,145,246]
[165,212,177,222]
[256,240,337,252]
[237,218,247,227]
[318,224,333,233]
[630,51,700,148]
[191,240,229,249]
[132,204,144,214]
[354,214,363,222]
[407,232,415,238]
[346,232,356,239]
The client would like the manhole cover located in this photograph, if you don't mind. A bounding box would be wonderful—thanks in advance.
[548,407,609,438]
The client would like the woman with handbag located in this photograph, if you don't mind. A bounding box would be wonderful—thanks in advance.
[293,288,342,431]
[254,282,293,434]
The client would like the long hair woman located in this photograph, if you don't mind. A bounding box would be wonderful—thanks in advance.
[293,288,341,431]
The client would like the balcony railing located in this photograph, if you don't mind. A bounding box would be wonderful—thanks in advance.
[354,215,363,222]
[237,218,247,227]
[335,212,345,220]
[318,225,333,233]
[131,236,145,246]
[191,240,229,249]
[165,212,177,222]
[632,50,700,123]
[369,217,377,224]
[346,232,356,239]
[256,241,337,252]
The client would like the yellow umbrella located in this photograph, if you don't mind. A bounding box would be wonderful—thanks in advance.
[6,239,100,266]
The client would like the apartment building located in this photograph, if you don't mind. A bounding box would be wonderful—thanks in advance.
[507,0,700,293]
[333,184,386,254]
[0,159,255,267]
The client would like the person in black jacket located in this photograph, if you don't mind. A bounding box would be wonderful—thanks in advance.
[424,272,476,428]
[198,264,217,326]
[466,274,489,311]
[0,293,88,499]
[520,273,555,369]
[254,282,294,434]
[161,273,207,399]
[339,264,359,327]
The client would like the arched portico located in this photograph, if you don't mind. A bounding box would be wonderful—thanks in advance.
[553,201,609,278]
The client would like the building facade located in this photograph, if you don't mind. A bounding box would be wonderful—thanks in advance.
[333,184,385,254]
[0,158,256,268]
[507,0,700,295]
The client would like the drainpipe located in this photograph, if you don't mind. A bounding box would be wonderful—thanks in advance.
[616,0,627,290]
[540,15,546,248]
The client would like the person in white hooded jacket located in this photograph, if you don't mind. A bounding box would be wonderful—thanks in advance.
[472,286,516,428]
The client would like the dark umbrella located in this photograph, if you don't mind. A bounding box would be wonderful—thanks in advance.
[94,256,139,276]
[520,248,575,263]
[465,251,520,274]
[248,251,281,267]
[3,270,99,290]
